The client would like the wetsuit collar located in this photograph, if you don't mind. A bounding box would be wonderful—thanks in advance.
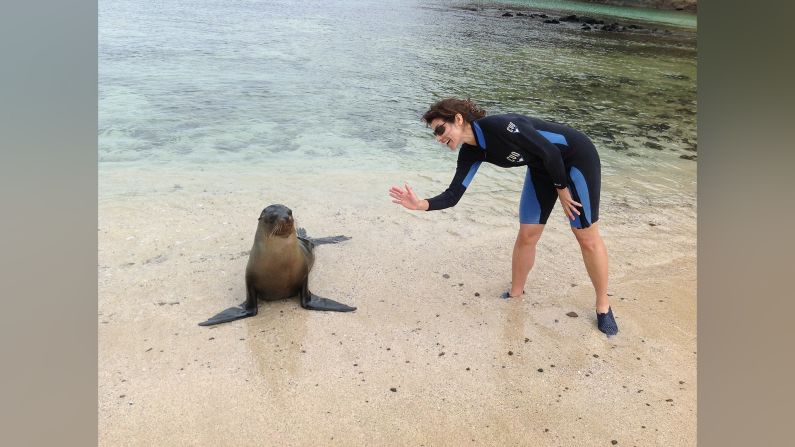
[471,120,487,149]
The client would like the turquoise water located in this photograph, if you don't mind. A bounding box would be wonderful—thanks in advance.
[488,0,697,27]
[99,0,696,187]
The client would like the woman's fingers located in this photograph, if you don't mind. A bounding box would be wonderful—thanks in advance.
[560,199,581,220]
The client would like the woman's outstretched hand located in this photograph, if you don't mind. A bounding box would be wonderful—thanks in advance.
[556,187,582,221]
[389,182,428,211]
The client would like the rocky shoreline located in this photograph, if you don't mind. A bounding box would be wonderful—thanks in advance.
[496,11,682,35]
[579,0,696,13]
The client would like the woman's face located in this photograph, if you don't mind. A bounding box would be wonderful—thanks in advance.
[429,114,465,151]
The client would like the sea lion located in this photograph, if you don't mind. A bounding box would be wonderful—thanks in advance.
[199,204,356,326]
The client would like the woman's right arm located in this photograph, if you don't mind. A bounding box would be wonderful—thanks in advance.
[389,183,429,210]
[390,152,479,211]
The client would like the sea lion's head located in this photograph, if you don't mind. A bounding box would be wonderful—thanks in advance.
[258,204,295,237]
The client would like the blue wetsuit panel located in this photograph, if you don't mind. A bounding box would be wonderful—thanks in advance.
[537,130,568,146]
[473,122,487,148]
[568,166,592,228]
[462,162,481,188]
[519,168,542,224]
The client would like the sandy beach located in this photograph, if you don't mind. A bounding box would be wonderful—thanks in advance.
[98,163,696,446]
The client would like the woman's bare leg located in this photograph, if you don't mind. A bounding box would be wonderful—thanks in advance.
[510,224,545,297]
[571,222,610,313]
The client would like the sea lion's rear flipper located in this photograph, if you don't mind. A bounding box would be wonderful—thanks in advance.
[307,235,351,245]
[198,304,256,326]
[299,281,356,312]
[297,228,351,246]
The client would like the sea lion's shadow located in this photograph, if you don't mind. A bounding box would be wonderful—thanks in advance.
[245,299,310,393]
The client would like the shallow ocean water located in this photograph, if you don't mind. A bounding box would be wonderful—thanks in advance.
[100,0,696,200]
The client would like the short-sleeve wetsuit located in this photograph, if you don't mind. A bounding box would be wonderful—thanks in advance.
[426,113,601,229]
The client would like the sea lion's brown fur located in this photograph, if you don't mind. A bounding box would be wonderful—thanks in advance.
[199,204,355,326]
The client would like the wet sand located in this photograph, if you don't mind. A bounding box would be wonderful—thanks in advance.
[99,164,696,446]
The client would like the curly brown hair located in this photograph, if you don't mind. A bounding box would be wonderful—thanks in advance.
[421,98,486,126]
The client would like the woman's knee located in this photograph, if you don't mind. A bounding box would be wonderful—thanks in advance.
[572,226,602,251]
[516,225,544,246]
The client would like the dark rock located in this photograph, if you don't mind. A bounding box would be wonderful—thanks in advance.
[566,311,578,317]
[474,292,480,297]
[442,273,450,279]
[680,154,697,161]
[581,25,591,30]
[544,19,560,24]
[502,12,514,17]
[390,387,397,392]
[644,141,664,150]
[560,14,579,22]
[612,441,618,445]
[538,368,544,372]
[508,351,514,356]
[666,73,691,81]
[581,16,599,24]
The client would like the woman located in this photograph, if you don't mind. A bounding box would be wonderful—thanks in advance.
[389,98,618,336]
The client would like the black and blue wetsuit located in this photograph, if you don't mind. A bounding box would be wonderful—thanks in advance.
[426,113,601,229]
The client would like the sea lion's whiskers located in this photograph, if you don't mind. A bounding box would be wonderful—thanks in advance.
[269,222,282,238]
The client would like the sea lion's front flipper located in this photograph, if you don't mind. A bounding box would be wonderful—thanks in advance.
[198,280,260,326]
[198,304,256,326]
[299,281,356,312]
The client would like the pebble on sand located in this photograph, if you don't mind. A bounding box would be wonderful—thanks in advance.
[566,311,578,317]
[390,387,397,392]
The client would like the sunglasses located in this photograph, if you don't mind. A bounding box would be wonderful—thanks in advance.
[432,123,447,137]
